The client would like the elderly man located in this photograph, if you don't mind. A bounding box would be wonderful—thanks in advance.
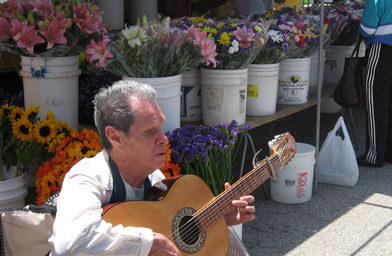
[49,80,255,255]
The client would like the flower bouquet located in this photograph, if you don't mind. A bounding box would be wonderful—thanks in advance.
[251,18,289,64]
[330,2,363,46]
[301,5,349,48]
[35,128,102,205]
[0,104,74,181]
[166,120,250,196]
[0,0,106,57]
[86,16,210,78]
[199,17,266,69]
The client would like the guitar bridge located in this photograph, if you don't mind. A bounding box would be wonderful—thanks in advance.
[265,156,277,181]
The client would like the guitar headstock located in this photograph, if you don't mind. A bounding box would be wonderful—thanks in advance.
[269,133,296,167]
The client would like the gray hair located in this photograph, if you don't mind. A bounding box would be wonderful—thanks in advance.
[93,80,157,150]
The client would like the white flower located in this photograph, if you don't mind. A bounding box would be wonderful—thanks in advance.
[268,30,284,43]
[229,47,235,54]
[122,25,148,48]
[231,40,239,48]
[127,38,141,48]
[122,26,139,40]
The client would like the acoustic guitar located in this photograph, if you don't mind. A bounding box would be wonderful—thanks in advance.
[103,133,296,255]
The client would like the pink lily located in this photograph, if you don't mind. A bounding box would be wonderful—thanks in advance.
[201,39,218,68]
[0,0,24,19]
[86,35,113,68]
[73,4,103,34]
[40,19,67,49]
[233,26,255,49]
[34,0,54,20]
[11,18,29,39]
[188,28,208,47]
[15,25,45,53]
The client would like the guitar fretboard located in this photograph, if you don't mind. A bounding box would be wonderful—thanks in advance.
[194,154,282,232]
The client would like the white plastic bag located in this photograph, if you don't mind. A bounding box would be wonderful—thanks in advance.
[318,116,359,187]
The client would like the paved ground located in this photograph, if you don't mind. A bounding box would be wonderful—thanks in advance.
[238,105,392,256]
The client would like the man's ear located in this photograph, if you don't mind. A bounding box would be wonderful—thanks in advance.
[105,126,122,148]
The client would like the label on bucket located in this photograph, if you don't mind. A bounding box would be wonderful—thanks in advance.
[181,86,201,118]
[278,74,308,104]
[239,89,246,114]
[247,84,258,98]
[296,172,308,198]
[206,87,224,111]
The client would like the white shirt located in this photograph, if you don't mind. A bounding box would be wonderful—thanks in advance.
[49,150,165,255]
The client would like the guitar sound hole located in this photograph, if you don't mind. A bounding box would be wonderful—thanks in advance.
[172,207,206,253]
[179,216,200,245]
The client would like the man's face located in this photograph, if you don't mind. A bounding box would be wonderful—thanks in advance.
[121,98,168,174]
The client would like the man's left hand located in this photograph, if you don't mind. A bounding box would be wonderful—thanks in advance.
[223,183,256,226]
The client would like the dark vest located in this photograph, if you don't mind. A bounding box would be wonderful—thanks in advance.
[108,157,151,204]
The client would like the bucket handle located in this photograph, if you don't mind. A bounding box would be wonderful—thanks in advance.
[20,70,81,79]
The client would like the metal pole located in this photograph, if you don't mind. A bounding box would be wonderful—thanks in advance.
[314,0,325,193]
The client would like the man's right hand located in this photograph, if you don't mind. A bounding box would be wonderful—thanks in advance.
[149,232,182,256]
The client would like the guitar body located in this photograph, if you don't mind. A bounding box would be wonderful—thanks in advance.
[103,175,229,256]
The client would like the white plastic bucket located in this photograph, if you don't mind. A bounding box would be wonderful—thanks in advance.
[247,63,279,116]
[181,70,202,122]
[20,56,81,129]
[129,0,158,25]
[324,43,366,85]
[270,143,315,204]
[0,166,27,209]
[201,68,248,126]
[96,0,124,30]
[124,75,182,132]
[277,57,311,105]
[309,49,326,95]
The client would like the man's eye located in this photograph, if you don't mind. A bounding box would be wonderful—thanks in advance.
[145,129,155,135]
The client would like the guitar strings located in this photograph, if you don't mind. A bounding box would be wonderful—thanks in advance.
[167,157,278,246]
[165,157,280,247]
[174,141,292,245]
[170,165,273,246]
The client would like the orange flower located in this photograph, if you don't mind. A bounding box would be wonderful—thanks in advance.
[161,144,181,178]
[35,129,102,205]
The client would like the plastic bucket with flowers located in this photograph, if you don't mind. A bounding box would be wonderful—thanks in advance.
[247,63,280,116]
[277,57,311,105]
[124,75,182,133]
[181,69,202,122]
[0,166,27,209]
[20,56,81,129]
[201,68,248,126]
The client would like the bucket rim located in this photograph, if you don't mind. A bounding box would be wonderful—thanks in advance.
[123,74,182,84]
[200,68,247,74]
[249,63,280,68]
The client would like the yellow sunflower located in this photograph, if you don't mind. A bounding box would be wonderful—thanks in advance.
[66,142,84,160]
[12,118,34,142]
[47,133,66,153]
[46,110,57,124]
[35,119,57,144]
[24,105,40,121]
[56,121,74,134]
[10,106,25,122]
[1,104,14,117]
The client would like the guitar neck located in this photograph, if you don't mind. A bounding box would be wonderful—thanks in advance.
[193,153,282,232]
